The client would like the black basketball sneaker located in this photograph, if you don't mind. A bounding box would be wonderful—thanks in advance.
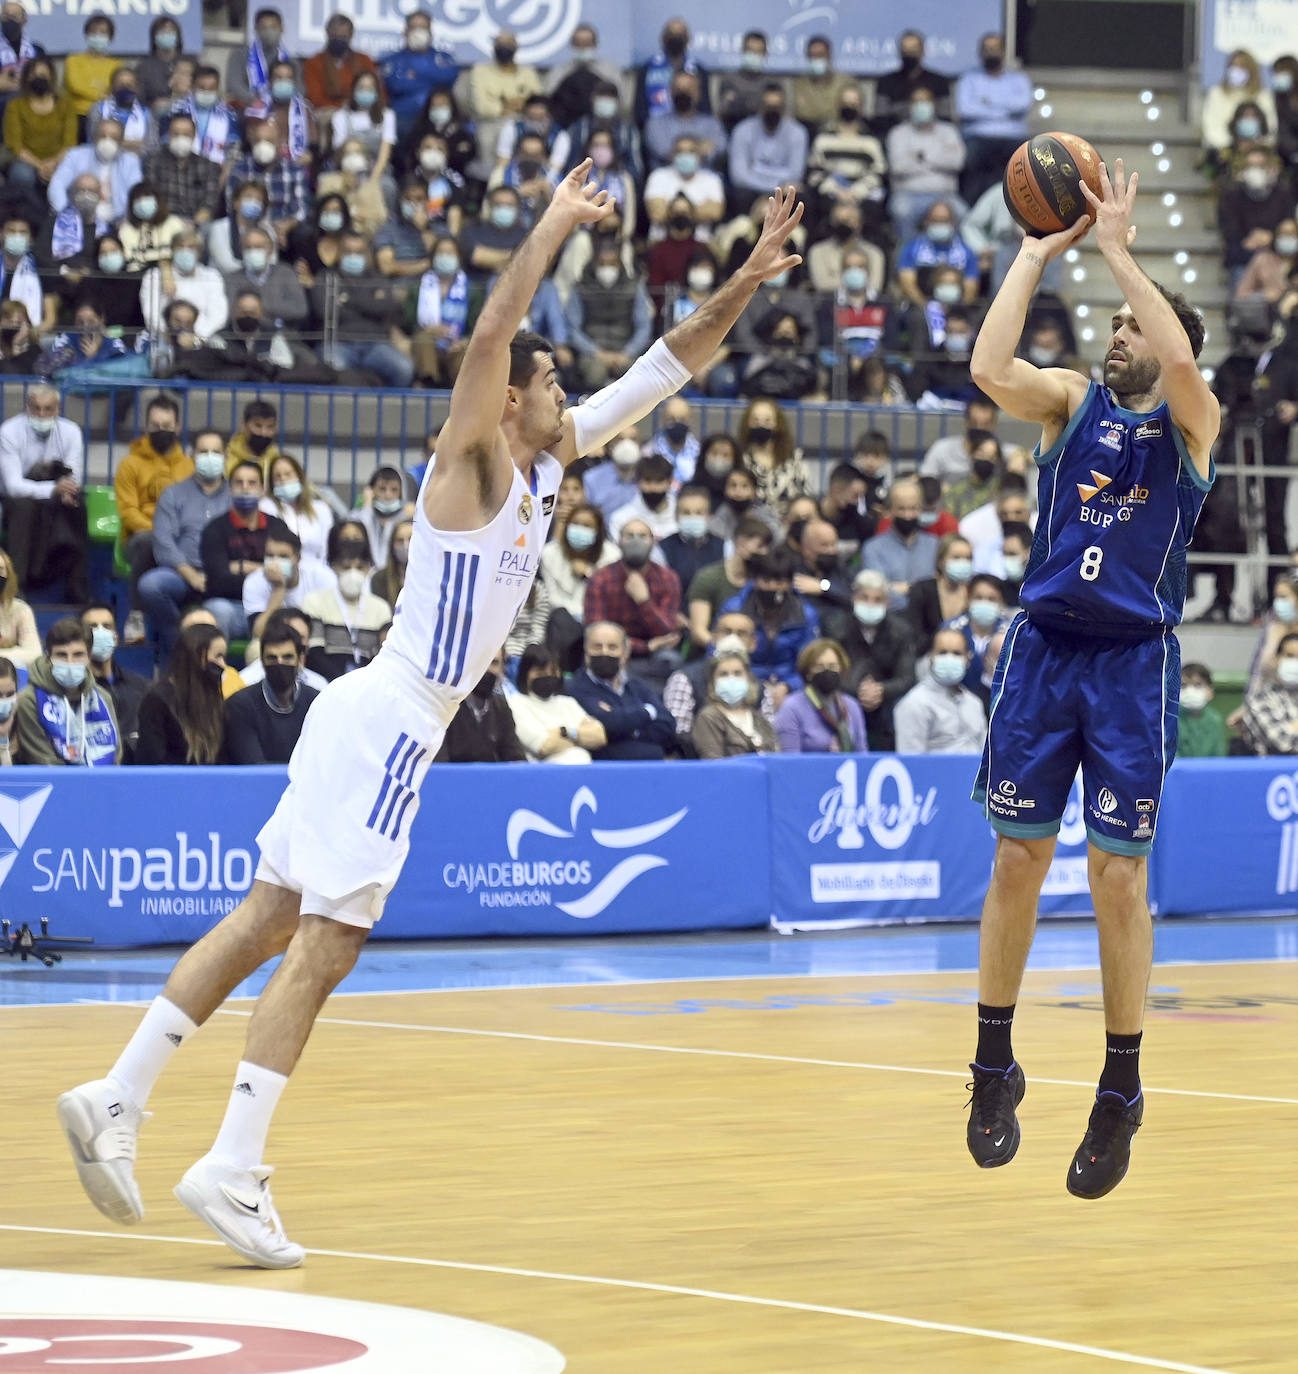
[965,1061,1026,1168]
[1067,1090,1144,1199]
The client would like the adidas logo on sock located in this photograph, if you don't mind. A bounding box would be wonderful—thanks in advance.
[234,1081,255,1097]
[165,1032,183,1046]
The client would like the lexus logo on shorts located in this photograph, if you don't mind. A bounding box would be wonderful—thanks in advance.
[1097,788,1119,815]
[999,780,1016,796]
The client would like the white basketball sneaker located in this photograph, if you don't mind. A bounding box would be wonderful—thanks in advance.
[173,1155,305,1269]
[56,1078,149,1224]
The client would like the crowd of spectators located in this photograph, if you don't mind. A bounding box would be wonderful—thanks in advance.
[0,15,1296,763]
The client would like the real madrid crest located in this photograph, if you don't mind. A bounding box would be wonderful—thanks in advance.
[518,492,533,524]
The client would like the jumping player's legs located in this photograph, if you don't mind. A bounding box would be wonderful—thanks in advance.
[1089,846,1151,1038]
[978,834,1057,1009]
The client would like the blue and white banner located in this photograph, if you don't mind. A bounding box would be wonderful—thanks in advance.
[27,1,203,59]
[1199,0,1298,87]
[269,0,997,74]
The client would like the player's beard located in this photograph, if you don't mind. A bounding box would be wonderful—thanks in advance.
[1105,353,1161,399]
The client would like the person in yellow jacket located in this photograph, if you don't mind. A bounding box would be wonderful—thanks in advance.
[62,17,119,119]
[113,395,193,643]
[223,398,281,480]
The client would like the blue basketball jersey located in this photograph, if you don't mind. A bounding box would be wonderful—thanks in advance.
[1019,382,1214,636]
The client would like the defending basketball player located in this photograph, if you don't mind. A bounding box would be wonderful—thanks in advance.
[964,159,1220,1197]
[56,162,803,1266]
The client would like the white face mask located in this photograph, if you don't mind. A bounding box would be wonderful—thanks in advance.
[341,151,368,175]
[594,264,620,288]
[169,134,193,158]
[252,138,277,165]
[1179,684,1210,712]
[407,27,431,50]
[611,438,640,469]
[931,652,967,687]
[1226,63,1250,88]
[854,601,886,627]
[1273,596,1298,624]
[715,674,749,706]
[95,137,119,162]
[1278,657,1298,687]
[338,567,368,600]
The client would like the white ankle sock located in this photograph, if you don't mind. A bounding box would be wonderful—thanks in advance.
[211,1061,288,1169]
[109,997,198,1107]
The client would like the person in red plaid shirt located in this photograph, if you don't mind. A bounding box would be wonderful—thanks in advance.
[582,517,684,686]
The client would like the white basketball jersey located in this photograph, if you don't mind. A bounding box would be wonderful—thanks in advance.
[380,450,563,714]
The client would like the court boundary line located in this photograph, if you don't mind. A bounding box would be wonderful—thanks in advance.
[1,952,1294,1011]
[0,1223,1236,1374]
[209,1010,1298,1107]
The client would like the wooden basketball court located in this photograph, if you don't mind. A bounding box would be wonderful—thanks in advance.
[5,954,1296,1372]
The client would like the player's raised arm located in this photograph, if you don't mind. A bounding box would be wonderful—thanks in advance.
[1082,159,1220,475]
[555,187,805,465]
[969,218,1092,425]
[435,159,613,469]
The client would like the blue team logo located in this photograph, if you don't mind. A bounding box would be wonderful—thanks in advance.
[0,783,51,888]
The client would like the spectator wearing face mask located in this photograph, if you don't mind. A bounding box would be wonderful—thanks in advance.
[239,608,327,694]
[906,532,973,641]
[435,648,526,763]
[198,461,283,641]
[944,431,1003,519]
[47,121,142,220]
[461,185,528,282]
[897,201,979,310]
[791,517,855,642]
[332,71,396,197]
[566,620,676,760]
[793,35,852,131]
[0,214,42,335]
[243,528,336,643]
[709,464,783,545]
[39,297,130,377]
[63,16,118,119]
[608,454,678,543]
[315,137,386,237]
[538,501,617,658]
[182,66,240,167]
[303,521,390,681]
[311,233,414,387]
[380,12,458,142]
[564,78,643,186]
[920,396,1000,483]
[940,572,1010,693]
[409,136,467,235]
[548,25,617,122]
[1218,148,1294,280]
[583,431,643,523]
[209,181,270,277]
[694,647,779,758]
[979,520,1032,600]
[5,57,76,191]
[15,616,121,766]
[645,135,725,239]
[665,612,778,745]
[644,68,724,171]
[1240,631,1298,755]
[260,454,333,567]
[224,399,280,479]
[370,510,412,609]
[508,643,603,764]
[806,83,886,217]
[862,478,940,612]
[226,119,311,248]
[741,312,820,402]
[729,84,809,205]
[886,86,967,240]
[88,66,151,154]
[659,485,723,594]
[774,638,866,754]
[0,384,87,604]
[653,238,712,337]
[302,13,378,118]
[1245,574,1298,693]
[1202,49,1277,164]
[893,626,987,754]
[0,654,17,764]
[953,32,1031,203]
[818,463,876,557]
[134,623,228,765]
[0,549,39,666]
[963,478,1033,561]
[720,547,820,700]
[466,27,541,126]
[566,241,653,389]
[40,171,112,282]
[646,396,700,483]
[143,112,220,225]
[353,466,412,569]
[224,616,318,764]
[376,176,436,279]
[841,569,916,751]
[584,519,684,686]
[875,30,953,130]
[409,234,470,385]
[228,7,288,105]
[907,304,980,405]
[1235,214,1298,302]
[222,225,309,328]
[685,517,772,647]
[137,429,233,652]
[1177,662,1227,759]
[140,226,227,339]
[81,602,147,759]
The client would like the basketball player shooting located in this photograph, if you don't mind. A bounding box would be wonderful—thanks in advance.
[56,162,804,1266]
[964,158,1220,1197]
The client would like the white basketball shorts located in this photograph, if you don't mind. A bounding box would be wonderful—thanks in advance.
[254,655,447,927]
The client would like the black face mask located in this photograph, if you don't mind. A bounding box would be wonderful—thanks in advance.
[204,661,225,687]
[747,425,773,447]
[664,420,690,445]
[149,428,176,454]
[517,158,542,181]
[972,458,996,483]
[471,669,497,700]
[727,495,753,514]
[494,43,516,63]
[761,108,782,131]
[235,314,260,334]
[671,91,693,113]
[27,76,50,96]
[0,325,18,345]
[893,515,919,538]
[668,213,693,234]
[810,668,841,696]
[663,33,687,59]
[531,673,561,700]
[1,19,22,47]
[641,489,668,510]
[246,431,273,455]
[981,53,1003,73]
[838,106,859,123]
[900,52,921,71]
[830,220,854,242]
[814,553,838,576]
[326,35,350,56]
[588,652,621,680]
[263,661,297,695]
[755,586,786,612]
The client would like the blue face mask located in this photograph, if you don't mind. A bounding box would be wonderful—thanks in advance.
[319,209,344,233]
[354,88,377,108]
[944,557,973,584]
[0,696,14,720]
[673,152,699,177]
[172,246,197,274]
[968,598,1001,630]
[340,253,366,276]
[931,653,966,687]
[90,625,116,661]
[231,491,260,512]
[3,233,28,258]
[132,197,158,220]
[433,253,459,276]
[52,660,87,690]
[565,524,596,550]
[273,480,302,503]
[842,266,868,293]
[678,514,708,541]
[239,198,264,221]
[271,78,295,102]
[491,204,517,229]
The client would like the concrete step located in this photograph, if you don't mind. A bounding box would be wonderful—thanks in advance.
[1067,245,1226,287]
[1031,88,1189,131]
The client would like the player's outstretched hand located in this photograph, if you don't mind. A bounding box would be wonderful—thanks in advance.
[746,185,805,283]
[1081,157,1139,256]
[547,158,615,230]
[1020,214,1091,264]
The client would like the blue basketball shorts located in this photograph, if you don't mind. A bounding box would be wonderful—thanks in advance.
[971,613,1181,856]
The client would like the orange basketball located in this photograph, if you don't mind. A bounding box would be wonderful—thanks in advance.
[1003,131,1104,236]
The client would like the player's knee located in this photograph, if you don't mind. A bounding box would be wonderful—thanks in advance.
[295,913,367,982]
[1089,849,1147,908]
[992,834,1054,885]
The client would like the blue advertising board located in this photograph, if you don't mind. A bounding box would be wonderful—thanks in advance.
[26,0,203,58]
[270,0,999,74]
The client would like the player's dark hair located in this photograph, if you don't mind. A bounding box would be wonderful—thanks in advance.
[518,641,561,689]
[1182,660,1213,686]
[1152,283,1207,359]
[45,615,88,653]
[244,398,276,424]
[1000,520,1033,546]
[508,330,555,388]
[750,547,795,583]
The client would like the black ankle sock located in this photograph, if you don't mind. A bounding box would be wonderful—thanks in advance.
[975,1003,1016,1070]
[1098,1031,1142,1100]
